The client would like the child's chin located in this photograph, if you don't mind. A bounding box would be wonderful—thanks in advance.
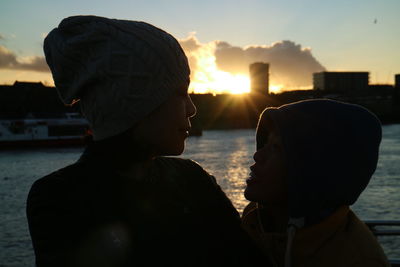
[244,186,257,202]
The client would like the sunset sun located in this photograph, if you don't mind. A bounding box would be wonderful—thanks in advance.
[190,71,251,94]
[184,37,282,95]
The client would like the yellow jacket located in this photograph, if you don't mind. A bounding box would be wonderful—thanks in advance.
[242,203,390,267]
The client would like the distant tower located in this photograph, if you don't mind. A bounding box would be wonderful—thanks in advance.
[249,62,269,95]
[395,74,400,89]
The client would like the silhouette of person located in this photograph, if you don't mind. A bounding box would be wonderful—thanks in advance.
[242,99,390,267]
[27,15,265,267]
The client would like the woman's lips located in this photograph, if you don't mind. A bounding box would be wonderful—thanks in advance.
[179,128,190,137]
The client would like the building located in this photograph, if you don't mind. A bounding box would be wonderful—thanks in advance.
[313,72,369,92]
[249,62,269,95]
[395,74,400,89]
[0,81,77,118]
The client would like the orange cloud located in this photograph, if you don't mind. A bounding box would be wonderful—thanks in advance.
[0,45,49,72]
[215,40,325,88]
[179,33,325,90]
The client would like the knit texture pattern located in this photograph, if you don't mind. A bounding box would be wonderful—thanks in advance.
[44,15,190,140]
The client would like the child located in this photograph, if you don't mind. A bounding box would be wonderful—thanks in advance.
[242,99,390,267]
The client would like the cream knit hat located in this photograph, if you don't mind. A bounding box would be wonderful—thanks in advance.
[44,15,190,140]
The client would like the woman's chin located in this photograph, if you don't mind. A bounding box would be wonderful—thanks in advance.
[160,143,185,156]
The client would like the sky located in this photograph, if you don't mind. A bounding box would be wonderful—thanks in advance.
[0,0,399,93]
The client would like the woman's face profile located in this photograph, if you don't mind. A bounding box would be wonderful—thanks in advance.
[132,82,196,156]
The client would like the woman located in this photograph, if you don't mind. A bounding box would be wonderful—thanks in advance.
[27,15,264,267]
[242,99,390,267]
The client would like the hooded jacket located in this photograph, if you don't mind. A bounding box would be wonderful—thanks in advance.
[242,99,390,266]
[242,203,389,267]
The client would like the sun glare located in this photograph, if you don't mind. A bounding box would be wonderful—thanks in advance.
[190,72,250,95]
[269,84,284,94]
[183,38,284,95]
[187,43,251,95]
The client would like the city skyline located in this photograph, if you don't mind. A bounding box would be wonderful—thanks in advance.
[0,0,399,93]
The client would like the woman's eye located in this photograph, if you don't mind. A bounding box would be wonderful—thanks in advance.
[180,91,189,98]
[177,89,187,97]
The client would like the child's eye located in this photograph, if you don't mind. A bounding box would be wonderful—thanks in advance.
[269,143,279,152]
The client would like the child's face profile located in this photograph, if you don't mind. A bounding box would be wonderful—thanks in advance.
[244,129,288,206]
[132,81,197,156]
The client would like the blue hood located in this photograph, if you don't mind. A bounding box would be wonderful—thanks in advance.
[256,99,382,223]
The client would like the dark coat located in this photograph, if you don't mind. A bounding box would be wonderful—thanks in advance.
[27,146,265,267]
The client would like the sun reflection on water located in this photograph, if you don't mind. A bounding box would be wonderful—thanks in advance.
[183,130,255,213]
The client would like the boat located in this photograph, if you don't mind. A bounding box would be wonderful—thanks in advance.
[0,112,89,149]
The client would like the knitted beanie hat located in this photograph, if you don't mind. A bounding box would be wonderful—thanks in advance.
[44,15,190,140]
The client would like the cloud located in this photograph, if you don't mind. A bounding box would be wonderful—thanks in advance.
[179,34,233,93]
[0,34,5,40]
[179,33,325,89]
[0,45,49,72]
[215,40,325,87]
[0,34,325,90]
[179,32,202,52]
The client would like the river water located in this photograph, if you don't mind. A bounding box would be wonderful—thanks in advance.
[1,125,399,266]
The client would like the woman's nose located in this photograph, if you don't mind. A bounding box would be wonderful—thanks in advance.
[186,95,197,118]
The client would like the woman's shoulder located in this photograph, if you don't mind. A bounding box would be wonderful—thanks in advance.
[155,157,213,178]
[28,161,93,201]
[154,157,220,190]
[154,156,203,170]
[38,160,88,180]
[26,163,82,220]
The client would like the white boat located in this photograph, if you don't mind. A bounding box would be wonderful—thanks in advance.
[0,113,89,148]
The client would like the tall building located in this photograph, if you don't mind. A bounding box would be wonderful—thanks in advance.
[249,62,269,95]
[395,74,400,89]
[313,72,369,92]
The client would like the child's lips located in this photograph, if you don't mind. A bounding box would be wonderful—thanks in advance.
[246,171,259,185]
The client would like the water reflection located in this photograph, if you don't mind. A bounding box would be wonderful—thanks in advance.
[183,130,255,213]
[224,137,253,211]
[0,126,399,265]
